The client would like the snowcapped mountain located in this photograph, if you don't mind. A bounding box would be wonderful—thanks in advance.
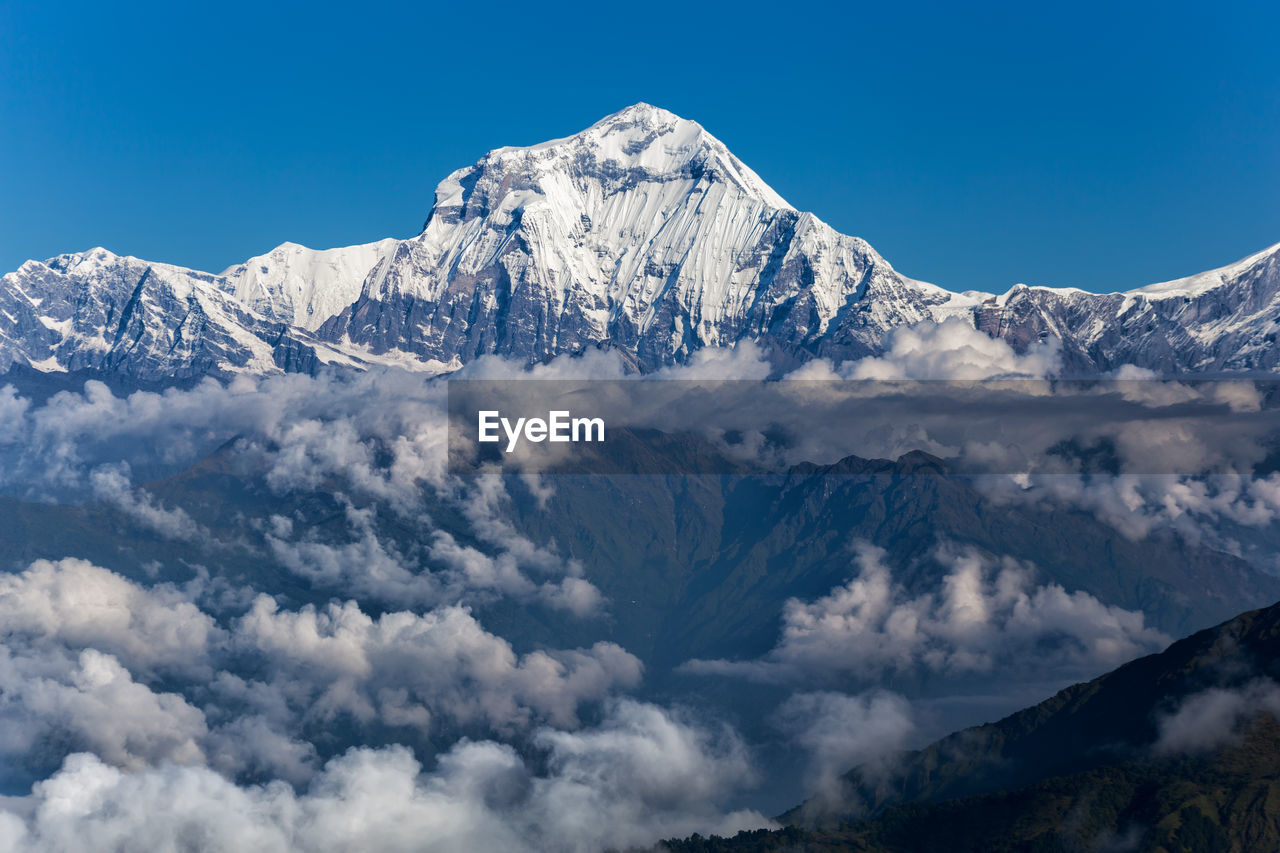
[220,239,400,332]
[315,103,980,370]
[0,247,427,379]
[3,103,1279,380]
[973,242,1280,373]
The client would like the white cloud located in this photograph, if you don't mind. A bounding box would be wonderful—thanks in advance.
[0,701,770,853]
[684,542,1168,684]
[652,341,773,380]
[982,472,1280,546]
[527,699,769,849]
[0,372,606,618]
[0,558,636,793]
[89,464,206,542]
[266,501,440,606]
[0,558,221,678]
[842,318,1061,380]
[0,384,31,445]
[1154,679,1280,754]
[0,560,316,785]
[0,647,208,774]
[447,472,606,616]
[0,371,451,508]
[7,358,1273,849]
[427,532,604,616]
[774,690,914,814]
[233,595,642,733]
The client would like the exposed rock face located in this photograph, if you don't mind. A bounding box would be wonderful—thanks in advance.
[0,249,396,379]
[2,103,1278,380]
[991,245,1280,373]
[0,249,284,378]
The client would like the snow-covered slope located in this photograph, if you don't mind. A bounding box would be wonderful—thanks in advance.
[1132,243,1280,300]
[971,242,1280,373]
[2,103,1278,380]
[0,248,284,377]
[316,103,982,367]
[218,239,399,331]
[0,248,444,378]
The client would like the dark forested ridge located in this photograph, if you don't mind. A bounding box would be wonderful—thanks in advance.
[663,600,1280,852]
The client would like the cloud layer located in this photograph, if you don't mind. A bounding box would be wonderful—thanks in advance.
[685,542,1169,685]
[0,701,768,853]
[0,559,642,791]
[0,348,1272,849]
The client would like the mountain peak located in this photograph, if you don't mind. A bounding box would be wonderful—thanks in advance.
[591,101,683,128]
[428,103,791,219]
[580,102,707,150]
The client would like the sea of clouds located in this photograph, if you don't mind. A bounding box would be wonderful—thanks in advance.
[0,321,1276,850]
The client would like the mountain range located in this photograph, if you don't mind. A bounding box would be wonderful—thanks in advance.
[4,103,1280,380]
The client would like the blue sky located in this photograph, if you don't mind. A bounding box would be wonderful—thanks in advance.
[2,0,1277,292]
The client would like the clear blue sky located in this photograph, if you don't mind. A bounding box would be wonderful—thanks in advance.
[2,0,1277,293]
